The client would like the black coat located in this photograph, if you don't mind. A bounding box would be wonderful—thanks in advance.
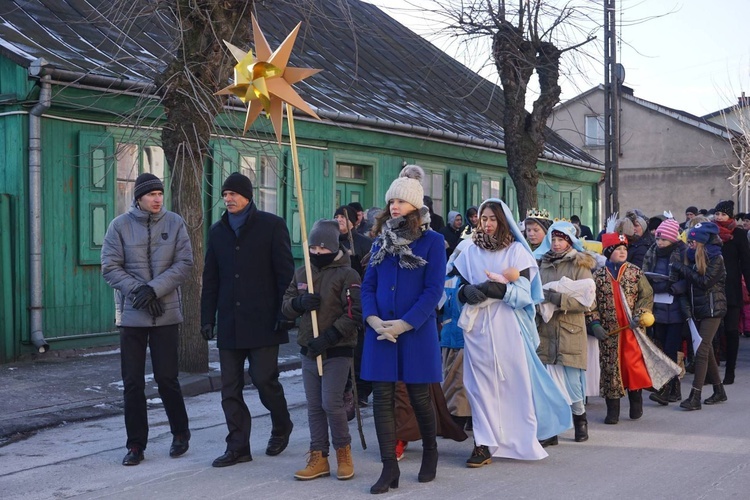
[439,225,462,259]
[720,226,750,307]
[627,233,654,269]
[672,246,727,320]
[201,203,295,349]
[339,231,372,278]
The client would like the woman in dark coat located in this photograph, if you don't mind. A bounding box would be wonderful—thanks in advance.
[670,222,727,410]
[361,165,446,494]
[712,200,750,384]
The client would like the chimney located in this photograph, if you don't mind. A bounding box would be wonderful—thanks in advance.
[739,91,749,107]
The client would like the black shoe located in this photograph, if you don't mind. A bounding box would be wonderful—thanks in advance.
[466,445,492,468]
[668,378,682,402]
[417,448,438,483]
[464,417,473,432]
[573,413,589,442]
[723,368,735,385]
[704,384,727,405]
[604,398,620,424]
[370,459,400,494]
[169,433,190,458]
[266,424,293,456]
[680,388,702,411]
[212,449,252,467]
[122,447,144,466]
[649,385,670,406]
[539,436,558,448]
[628,390,643,420]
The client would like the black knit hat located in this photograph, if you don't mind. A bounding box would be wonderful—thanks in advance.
[334,205,358,226]
[715,200,734,218]
[221,172,253,201]
[348,202,364,213]
[134,173,164,200]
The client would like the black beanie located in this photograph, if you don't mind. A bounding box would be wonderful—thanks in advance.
[134,173,164,200]
[334,205,358,226]
[715,200,734,218]
[221,172,253,201]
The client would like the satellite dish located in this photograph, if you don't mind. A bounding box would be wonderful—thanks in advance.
[616,63,626,85]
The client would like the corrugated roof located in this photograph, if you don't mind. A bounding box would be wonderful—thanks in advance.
[0,0,599,167]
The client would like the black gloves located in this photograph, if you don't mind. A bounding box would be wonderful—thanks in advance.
[200,324,215,341]
[459,285,487,305]
[307,327,342,357]
[589,322,607,340]
[291,292,322,313]
[131,285,156,310]
[148,299,164,318]
[476,281,507,300]
[544,290,563,306]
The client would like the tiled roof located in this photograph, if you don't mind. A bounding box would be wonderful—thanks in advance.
[0,0,599,167]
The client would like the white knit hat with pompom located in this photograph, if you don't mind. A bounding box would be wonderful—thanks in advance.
[384,164,425,210]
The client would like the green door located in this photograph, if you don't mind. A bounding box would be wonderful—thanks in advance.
[0,194,14,362]
[335,181,366,208]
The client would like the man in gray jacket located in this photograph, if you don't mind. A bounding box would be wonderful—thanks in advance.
[101,173,193,466]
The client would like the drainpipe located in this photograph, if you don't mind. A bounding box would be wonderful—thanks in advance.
[27,59,51,353]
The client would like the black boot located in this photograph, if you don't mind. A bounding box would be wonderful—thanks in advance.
[406,384,438,483]
[604,398,620,424]
[704,384,727,405]
[628,390,643,420]
[679,388,702,410]
[539,436,558,447]
[723,367,735,385]
[668,377,682,402]
[370,460,400,494]
[466,444,492,468]
[649,384,670,406]
[573,413,589,442]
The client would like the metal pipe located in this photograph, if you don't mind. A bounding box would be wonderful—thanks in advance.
[28,64,52,353]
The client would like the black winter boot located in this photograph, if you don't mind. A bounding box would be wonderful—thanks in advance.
[628,390,643,420]
[573,413,589,442]
[723,367,735,385]
[704,384,727,405]
[649,384,670,406]
[680,388,702,410]
[604,398,620,424]
[406,384,438,483]
[370,460,400,494]
[668,377,682,402]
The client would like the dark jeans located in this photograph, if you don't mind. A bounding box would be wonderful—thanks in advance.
[692,317,722,389]
[654,322,683,362]
[219,346,292,452]
[120,325,189,450]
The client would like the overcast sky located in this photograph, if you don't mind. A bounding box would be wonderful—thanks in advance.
[365,0,750,117]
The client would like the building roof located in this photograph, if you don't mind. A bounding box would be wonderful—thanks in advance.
[0,0,599,167]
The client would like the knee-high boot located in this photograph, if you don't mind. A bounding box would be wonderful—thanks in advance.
[724,330,738,384]
[604,398,620,424]
[628,389,643,420]
[370,382,400,494]
[406,383,438,483]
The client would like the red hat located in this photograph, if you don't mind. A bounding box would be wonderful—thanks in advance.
[601,232,628,258]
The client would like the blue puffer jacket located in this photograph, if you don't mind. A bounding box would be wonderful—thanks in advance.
[440,276,464,349]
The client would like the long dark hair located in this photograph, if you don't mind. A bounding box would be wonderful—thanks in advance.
[372,205,422,236]
[477,202,511,242]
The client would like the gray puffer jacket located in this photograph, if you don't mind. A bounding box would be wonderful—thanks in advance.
[101,201,193,327]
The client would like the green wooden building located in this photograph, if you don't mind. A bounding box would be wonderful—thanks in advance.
[0,0,601,362]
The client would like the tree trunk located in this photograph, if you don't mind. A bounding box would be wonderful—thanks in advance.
[156,0,252,372]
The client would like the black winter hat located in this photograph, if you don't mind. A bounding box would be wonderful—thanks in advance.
[334,205,358,226]
[134,173,164,200]
[308,219,340,251]
[715,200,734,218]
[221,172,253,201]
[348,202,364,213]
[685,206,698,215]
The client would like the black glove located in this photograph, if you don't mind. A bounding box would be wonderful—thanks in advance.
[200,324,215,341]
[590,322,607,341]
[459,285,487,305]
[476,281,507,300]
[274,314,296,333]
[131,285,156,310]
[148,299,164,318]
[669,262,686,280]
[307,327,342,357]
[291,292,322,313]
[544,290,563,306]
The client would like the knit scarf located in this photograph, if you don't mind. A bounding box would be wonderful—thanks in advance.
[369,207,430,269]
[715,218,736,242]
[472,228,514,252]
[544,248,571,263]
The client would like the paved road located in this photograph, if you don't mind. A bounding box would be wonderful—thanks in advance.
[2,354,750,499]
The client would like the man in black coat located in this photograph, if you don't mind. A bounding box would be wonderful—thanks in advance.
[200,172,295,467]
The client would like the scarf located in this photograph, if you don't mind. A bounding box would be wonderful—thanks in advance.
[472,228,514,252]
[543,248,571,263]
[687,243,723,263]
[715,218,736,242]
[369,207,430,269]
[228,202,252,237]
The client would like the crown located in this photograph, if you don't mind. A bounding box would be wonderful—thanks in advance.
[526,207,550,219]
[553,217,570,223]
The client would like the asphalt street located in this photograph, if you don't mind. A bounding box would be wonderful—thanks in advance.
[2,345,750,499]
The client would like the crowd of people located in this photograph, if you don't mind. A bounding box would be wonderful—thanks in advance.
[101,168,748,494]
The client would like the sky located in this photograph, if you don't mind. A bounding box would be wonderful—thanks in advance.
[365,0,750,117]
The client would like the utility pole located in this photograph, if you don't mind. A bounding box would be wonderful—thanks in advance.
[603,0,620,216]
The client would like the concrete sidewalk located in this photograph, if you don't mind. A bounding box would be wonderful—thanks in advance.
[0,331,302,445]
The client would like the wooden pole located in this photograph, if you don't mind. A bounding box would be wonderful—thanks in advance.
[286,103,323,376]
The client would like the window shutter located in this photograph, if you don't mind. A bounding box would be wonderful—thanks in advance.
[78,132,114,265]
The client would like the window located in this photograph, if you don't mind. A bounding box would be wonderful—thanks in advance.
[481,178,501,201]
[585,115,605,147]
[115,143,166,215]
[240,154,278,214]
[336,163,366,180]
[421,169,444,217]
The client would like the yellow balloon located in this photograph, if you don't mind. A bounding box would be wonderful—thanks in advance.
[639,311,655,327]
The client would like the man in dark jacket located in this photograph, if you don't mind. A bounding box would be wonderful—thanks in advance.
[424,195,445,232]
[200,172,295,467]
[101,173,193,466]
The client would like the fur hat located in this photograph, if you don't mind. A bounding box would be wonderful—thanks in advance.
[308,219,340,251]
[221,172,254,201]
[602,232,629,258]
[715,200,734,218]
[655,219,680,243]
[687,221,719,244]
[334,205,358,226]
[615,210,648,237]
[384,165,424,210]
[134,173,164,200]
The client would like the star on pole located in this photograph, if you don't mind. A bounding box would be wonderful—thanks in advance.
[216,15,321,143]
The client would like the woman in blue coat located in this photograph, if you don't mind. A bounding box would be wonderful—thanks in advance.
[361,165,446,494]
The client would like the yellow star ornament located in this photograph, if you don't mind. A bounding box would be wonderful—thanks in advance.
[216,15,321,143]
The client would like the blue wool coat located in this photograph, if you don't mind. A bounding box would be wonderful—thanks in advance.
[361,230,446,383]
